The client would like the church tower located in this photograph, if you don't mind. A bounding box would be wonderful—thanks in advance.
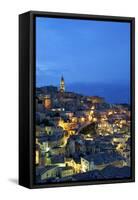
[60,75,65,93]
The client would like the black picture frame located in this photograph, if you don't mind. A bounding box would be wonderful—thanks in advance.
[19,10,135,189]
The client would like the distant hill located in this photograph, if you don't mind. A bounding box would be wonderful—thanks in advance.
[66,82,130,104]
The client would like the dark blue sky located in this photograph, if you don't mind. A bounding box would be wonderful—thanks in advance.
[36,17,130,104]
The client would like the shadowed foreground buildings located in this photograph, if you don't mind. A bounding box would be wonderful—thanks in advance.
[35,76,131,183]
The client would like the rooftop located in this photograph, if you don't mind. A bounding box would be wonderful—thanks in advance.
[82,152,125,165]
[36,165,58,176]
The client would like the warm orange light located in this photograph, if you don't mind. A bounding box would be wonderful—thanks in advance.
[108,111,113,115]
[90,110,94,115]
[93,117,97,122]
[36,150,39,164]
[81,117,85,122]
[91,106,95,110]
[88,115,92,121]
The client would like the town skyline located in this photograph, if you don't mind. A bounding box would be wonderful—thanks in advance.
[35,75,131,184]
[36,75,130,104]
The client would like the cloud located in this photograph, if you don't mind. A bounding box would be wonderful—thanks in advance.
[36,61,70,77]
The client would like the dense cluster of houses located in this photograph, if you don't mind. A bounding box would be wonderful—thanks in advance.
[35,84,131,183]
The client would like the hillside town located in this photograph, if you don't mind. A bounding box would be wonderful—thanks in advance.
[35,76,131,183]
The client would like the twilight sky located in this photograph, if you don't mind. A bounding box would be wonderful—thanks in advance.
[36,17,131,104]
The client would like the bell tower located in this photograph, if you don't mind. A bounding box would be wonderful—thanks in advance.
[60,75,65,93]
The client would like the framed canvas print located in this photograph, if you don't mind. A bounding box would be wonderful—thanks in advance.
[19,11,135,189]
